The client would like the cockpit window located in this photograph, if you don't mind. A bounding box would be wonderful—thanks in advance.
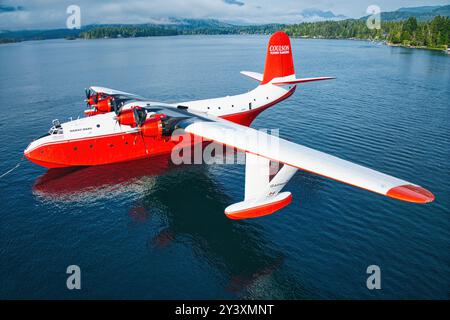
[48,126,63,135]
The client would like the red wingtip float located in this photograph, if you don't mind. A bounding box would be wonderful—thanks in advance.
[24,31,435,219]
[225,193,293,220]
[387,184,435,203]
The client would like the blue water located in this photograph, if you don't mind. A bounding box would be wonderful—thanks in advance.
[0,36,449,299]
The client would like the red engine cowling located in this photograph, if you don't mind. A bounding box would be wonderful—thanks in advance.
[116,108,137,127]
[86,95,97,106]
[87,92,104,106]
[96,97,112,112]
[140,116,163,138]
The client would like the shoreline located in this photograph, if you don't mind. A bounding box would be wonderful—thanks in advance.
[1,34,449,54]
[386,42,447,52]
[291,35,449,53]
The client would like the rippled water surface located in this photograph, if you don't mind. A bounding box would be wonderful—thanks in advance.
[0,36,449,299]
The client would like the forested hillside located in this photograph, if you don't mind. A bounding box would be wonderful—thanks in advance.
[79,22,283,39]
[284,16,450,49]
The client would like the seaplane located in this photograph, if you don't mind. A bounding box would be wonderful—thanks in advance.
[24,31,435,219]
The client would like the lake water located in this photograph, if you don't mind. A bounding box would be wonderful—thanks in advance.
[0,35,449,299]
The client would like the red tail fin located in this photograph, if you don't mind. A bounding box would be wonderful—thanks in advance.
[261,31,295,85]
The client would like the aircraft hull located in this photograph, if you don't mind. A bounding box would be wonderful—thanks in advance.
[24,87,296,168]
[25,132,183,168]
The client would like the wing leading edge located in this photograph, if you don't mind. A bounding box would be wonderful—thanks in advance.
[183,119,434,204]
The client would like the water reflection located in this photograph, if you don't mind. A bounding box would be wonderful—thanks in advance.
[31,156,302,298]
[137,167,293,298]
[128,205,152,224]
[32,155,176,203]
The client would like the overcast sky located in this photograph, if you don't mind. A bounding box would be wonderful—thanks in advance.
[0,0,448,30]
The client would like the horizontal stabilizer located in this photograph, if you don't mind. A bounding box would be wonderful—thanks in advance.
[240,71,263,82]
[225,192,292,220]
[272,77,335,86]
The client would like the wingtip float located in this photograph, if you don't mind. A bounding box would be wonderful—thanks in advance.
[387,184,435,204]
[24,31,434,219]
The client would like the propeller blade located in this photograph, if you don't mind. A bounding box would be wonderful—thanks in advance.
[133,107,140,126]
[133,107,147,127]
[111,98,122,115]
[84,88,91,107]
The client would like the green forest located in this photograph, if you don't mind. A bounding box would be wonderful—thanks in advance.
[80,26,178,39]
[79,16,449,50]
[284,16,450,49]
[79,23,283,39]
[3,15,449,51]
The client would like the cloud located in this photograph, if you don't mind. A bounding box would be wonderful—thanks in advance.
[223,0,245,6]
[0,0,344,29]
[0,0,449,30]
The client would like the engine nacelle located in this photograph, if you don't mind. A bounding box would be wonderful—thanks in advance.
[95,97,112,113]
[116,108,137,127]
[86,95,97,106]
[140,116,163,138]
[86,92,104,106]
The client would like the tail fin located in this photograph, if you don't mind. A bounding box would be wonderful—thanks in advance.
[261,31,295,84]
[241,31,335,85]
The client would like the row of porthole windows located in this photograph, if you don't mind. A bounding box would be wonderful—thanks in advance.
[38,141,130,154]
[72,141,131,151]
[206,97,269,111]
[69,134,172,151]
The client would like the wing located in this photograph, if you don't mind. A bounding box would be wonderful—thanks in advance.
[89,86,147,101]
[178,114,434,218]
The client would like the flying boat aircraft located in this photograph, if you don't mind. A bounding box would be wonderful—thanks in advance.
[24,31,435,219]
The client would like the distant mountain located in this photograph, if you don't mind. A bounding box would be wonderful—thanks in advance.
[300,8,347,21]
[0,19,242,41]
[168,18,235,29]
[1,6,448,43]
[79,18,236,31]
[396,5,442,13]
[0,18,283,41]
[79,20,284,39]
[361,4,450,21]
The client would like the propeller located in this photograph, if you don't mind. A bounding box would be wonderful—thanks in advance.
[84,88,91,107]
[113,103,123,131]
[84,88,98,107]
[133,107,147,127]
[132,107,149,153]
[113,105,143,132]
[111,97,122,115]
